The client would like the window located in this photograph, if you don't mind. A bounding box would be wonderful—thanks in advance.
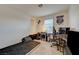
[44,19,53,33]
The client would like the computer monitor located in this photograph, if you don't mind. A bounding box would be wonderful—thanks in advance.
[59,27,70,34]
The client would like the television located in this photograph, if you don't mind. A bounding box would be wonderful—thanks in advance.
[67,31,79,55]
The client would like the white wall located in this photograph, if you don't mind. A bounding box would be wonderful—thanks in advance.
[53,10,69,32]
[69,5,79,31]
[0,16,32,49]
[36,17,45,32]
[31,17,44,34]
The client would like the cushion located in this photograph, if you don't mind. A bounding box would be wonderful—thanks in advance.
[22,36,32,43]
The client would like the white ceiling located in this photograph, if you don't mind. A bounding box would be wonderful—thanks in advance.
[0,4,69,17]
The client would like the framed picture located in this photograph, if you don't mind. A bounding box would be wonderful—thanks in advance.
[56,15,64,25]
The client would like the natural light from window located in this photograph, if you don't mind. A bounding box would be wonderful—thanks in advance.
[44,19,53,33]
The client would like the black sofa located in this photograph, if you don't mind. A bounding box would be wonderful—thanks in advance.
[29,34,37,40]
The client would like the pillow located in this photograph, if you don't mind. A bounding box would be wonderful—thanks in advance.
[22,36,32,43]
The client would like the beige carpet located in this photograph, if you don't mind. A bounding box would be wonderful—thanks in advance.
[27,40,62,55]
